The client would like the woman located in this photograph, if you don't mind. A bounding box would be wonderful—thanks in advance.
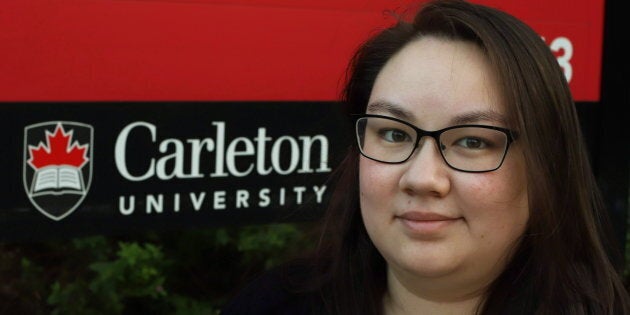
[223,0,630,314]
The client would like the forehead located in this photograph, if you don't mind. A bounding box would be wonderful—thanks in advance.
[367,36,505,128]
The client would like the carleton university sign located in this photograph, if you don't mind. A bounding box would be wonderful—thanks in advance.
[1,102,348,240]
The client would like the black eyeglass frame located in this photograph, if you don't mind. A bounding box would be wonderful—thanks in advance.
[354,114,518,173]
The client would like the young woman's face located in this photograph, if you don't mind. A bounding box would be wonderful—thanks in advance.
[359,37,529,299]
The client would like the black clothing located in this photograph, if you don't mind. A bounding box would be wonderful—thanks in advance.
[221,265,323,315]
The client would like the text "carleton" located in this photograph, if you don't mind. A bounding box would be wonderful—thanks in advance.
[115,121,331,181]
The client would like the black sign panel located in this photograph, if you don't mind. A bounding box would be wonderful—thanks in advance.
[0,102,351,241]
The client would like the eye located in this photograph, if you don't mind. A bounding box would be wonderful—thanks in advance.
[379,129,412,143]
[454,137,488,149]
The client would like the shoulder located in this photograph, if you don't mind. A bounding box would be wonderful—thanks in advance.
[221,263,323,315]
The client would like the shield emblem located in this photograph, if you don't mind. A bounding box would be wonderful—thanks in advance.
[23,121,93,221]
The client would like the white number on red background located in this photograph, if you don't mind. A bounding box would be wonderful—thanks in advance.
[549,36,573,83]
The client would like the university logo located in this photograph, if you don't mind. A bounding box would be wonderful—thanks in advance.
[23,122,93,221]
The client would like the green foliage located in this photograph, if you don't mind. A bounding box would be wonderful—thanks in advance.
[46,241,168,315]
[0,222,316,314]
[169,295,220,315]
[90,242,167,299]
[236,224,307,269]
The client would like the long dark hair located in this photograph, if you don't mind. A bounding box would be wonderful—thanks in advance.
[308,0,630,314]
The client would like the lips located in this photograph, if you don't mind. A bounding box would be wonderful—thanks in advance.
[397,211,457,221]
[396,211,461,235]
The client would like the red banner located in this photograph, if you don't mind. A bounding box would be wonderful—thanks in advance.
[0,0,604,101]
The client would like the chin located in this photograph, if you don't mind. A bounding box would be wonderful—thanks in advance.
[392,255,461,279]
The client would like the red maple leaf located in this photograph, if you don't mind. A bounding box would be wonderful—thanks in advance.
[28,124,89,169]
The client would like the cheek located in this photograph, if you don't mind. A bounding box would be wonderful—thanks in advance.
[359,157,392,197]
[457,155,529,237]
[464,175,522,202]
[359,158,399,222]
[466,149,528,204]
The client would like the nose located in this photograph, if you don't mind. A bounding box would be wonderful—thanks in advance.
[398,137,451,197]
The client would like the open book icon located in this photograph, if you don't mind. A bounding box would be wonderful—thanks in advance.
[30,165,85,196]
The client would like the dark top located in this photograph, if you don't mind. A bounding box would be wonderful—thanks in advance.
[221,264,324,315]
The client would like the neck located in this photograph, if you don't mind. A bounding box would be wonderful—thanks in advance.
[383,267,486,315]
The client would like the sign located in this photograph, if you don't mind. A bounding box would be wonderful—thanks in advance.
[0,102,350,241]
[23,121,94,221]
[0,0,604,101]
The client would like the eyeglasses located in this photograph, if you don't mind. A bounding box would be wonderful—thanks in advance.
[355,114,517,173]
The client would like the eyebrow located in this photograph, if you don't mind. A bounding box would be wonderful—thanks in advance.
[367,101,507,126]
[366,101,415,120]
[449,110,507,125]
